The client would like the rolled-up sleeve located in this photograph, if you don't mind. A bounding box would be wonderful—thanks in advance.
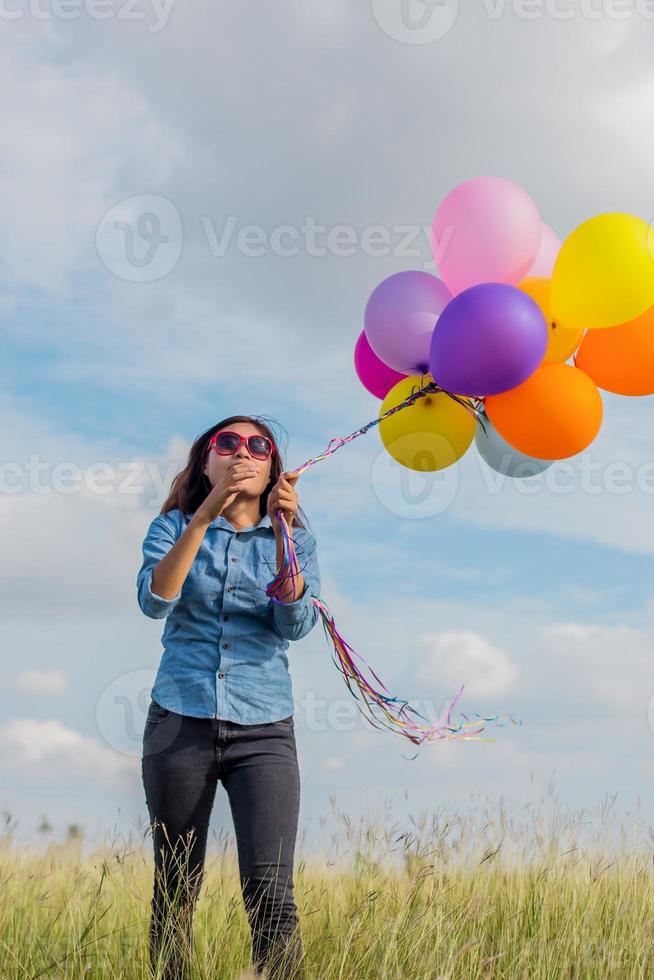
[136,514,182,620]
[272,531,321,642]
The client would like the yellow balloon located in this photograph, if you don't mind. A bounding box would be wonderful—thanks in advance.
[379,375,476,472]
[518,277,583,362]
[551,213,654,330]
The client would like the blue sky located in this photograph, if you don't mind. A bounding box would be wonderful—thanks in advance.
[1,2,654,853]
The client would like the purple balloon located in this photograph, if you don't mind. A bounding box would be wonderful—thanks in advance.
[364,271,452,374]
[354,330,408,399]
[429,283,548,397]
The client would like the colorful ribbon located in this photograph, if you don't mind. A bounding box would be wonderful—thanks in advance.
[265,378,521,745]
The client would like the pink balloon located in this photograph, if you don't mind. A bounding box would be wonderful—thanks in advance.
[430,176,542,295]
[354,331,408,399]
[525,222,561,278]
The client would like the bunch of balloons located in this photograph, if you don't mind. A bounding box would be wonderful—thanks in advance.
[355,176,654,477]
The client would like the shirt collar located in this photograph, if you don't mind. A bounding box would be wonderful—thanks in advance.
[211,511,273,532]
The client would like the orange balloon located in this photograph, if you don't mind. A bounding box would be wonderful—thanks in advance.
[485,363,603,459]
[575,304,654,396]
[518,276,584,363]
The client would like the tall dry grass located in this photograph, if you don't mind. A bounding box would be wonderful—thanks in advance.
[2,787,654,978]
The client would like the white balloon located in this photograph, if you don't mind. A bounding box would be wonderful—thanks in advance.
[475,411,552,478]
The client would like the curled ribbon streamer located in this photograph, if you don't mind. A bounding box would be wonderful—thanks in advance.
[265,379,519,746]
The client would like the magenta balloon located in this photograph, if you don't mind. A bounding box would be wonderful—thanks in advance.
[430,176,542,295]
[354,330,408,399]
[429,283,548,397]
[363,270,452,374]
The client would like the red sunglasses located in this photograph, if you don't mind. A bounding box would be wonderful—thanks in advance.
[207,430,276,461]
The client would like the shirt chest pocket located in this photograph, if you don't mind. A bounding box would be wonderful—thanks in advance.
[186,554,224,604]
[235,558,274,615]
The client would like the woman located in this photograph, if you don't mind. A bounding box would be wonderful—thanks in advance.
[137,415,320,980]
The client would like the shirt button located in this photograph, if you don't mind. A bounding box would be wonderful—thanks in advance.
[223,613,229,620]
[218,671,225,679]
[223,642,229,649]
[227,586,234,592]
[231,557,237,563]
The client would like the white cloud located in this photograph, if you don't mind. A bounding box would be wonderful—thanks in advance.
[0,718,138,788]
[544,623,599,640]
[540,620,654,713]
[593,76,654,157]
[415,629,520,699]
[422,732,532,774]
[0,28,182,300]
[0,394,190,615]
[15,669,67,696]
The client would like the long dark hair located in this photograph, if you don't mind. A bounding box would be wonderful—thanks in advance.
[160,415,311,532]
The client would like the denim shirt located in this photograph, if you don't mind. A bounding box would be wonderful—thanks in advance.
[136,508,321,723]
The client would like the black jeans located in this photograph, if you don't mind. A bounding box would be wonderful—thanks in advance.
[141,699,305,980]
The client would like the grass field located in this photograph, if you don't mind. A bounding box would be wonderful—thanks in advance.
[2,789,654,979]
